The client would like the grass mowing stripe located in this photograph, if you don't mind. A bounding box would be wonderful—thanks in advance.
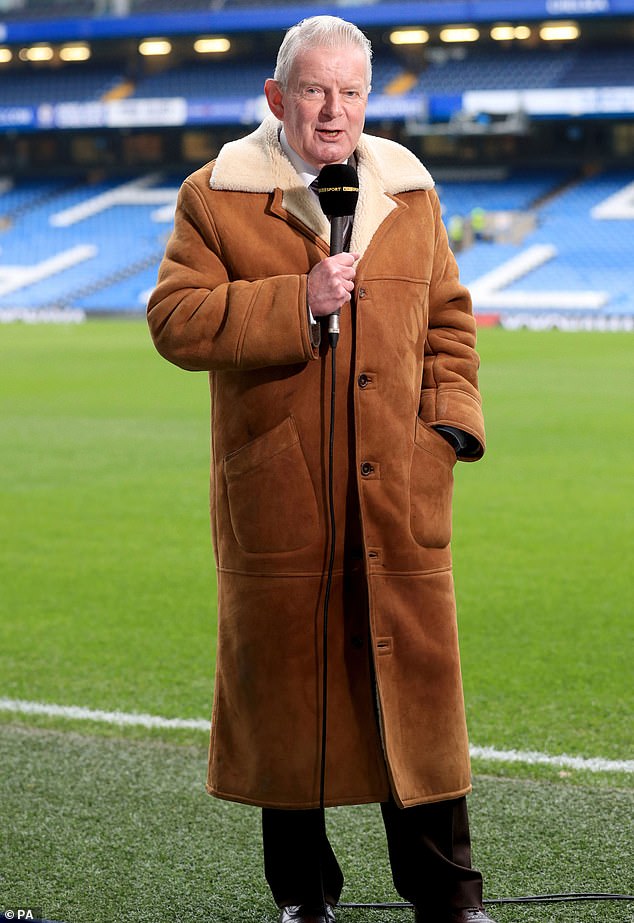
[1,323,632,766]
[1,724,632,923]
[2,698,633,774]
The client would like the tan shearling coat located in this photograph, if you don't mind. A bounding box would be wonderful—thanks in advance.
[147,115,485,810]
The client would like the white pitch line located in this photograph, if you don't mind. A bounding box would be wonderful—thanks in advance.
[469,745,634,775]
[0,697,209,732]
[0,697,632,774]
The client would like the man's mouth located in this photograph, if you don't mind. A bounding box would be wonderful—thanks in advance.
[317,129,342,138]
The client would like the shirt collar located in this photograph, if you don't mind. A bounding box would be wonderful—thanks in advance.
[279,129,319,188]
[279,128,354,189]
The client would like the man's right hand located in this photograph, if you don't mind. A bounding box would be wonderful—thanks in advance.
[307,253,359,318]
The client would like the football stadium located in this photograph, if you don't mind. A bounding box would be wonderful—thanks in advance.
[1,1,633,922]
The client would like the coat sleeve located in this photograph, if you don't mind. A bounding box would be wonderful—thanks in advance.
[147,176,320,372]
[419,190,485,460]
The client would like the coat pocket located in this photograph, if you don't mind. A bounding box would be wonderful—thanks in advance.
[409,418,457,548]
[224,415,319,554]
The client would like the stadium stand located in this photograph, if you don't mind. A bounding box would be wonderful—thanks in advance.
[558,47,634,88]
[416,49,573,93]
[1,0,633,327]
[128,53,414,99]
[2,168,633,318]
[2,45,632,109]
[0,174,175,310]
[130,63,275,100]
[436,169,572,222]
[447,170,634,316]
[0,68,124,105]
[502,171,634,314]
[0,178,73,218]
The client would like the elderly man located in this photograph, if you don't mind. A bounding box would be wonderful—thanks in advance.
[147,15,494,923]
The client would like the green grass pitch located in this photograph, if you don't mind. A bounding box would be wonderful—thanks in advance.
[0,320,632,922]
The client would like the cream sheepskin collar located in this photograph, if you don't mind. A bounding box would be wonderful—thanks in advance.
[210,115,434,258]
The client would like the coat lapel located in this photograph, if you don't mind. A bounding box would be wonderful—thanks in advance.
[210,114,435,260]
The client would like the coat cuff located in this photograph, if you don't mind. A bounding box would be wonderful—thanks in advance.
[301,275,321,354]
[420,388,485,461]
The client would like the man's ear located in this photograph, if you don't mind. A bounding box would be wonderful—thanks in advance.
[264,79,284,119]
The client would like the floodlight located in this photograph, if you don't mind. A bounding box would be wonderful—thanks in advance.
[138,39,172,56]
[491,24,532,41]
[540,21,580,41]
[440,27,480,43]
[19,44,54,61]
[60,44,91,62]
[389,29,429,45]
[194,37,231,54]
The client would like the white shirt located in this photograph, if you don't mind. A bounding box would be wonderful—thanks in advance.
[279,128,320,194]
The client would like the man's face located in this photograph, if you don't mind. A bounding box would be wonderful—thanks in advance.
[265,44,369,170]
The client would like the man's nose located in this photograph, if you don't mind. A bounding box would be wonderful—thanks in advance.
[321,91,343,118]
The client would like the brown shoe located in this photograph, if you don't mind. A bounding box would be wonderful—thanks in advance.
[279,904,335,923]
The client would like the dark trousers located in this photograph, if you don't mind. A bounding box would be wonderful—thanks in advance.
[262,794,483,913]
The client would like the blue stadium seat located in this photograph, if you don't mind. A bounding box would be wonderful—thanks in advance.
[0,174,181,310]
[131,63,273,99]
[0,68,123,105]
[448,169,634,315]
[1,169,633,316]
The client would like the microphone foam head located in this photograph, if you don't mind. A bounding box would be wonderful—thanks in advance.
[316,163,359,218]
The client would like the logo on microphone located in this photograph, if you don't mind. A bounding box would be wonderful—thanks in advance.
[318,185,359,194]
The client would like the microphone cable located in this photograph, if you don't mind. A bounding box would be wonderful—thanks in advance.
[317,331,339,918]
[338,892,634,909]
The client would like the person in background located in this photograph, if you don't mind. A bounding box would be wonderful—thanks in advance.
[147,15,494,923]
[470,206,487,241]
[448,213,466,252]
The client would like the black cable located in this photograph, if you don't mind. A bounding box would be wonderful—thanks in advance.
[320,339,338,811]
[338,893,634,909]
[486,894,634,904]
[317,338,338,916]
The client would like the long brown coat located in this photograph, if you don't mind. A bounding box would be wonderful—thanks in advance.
[147,115,485,809]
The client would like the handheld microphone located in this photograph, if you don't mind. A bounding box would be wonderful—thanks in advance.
[316,163,359,346]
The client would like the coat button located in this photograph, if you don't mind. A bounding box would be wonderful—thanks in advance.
[358,373,370,388]
[360,461,374,476]
[358,287,367,299]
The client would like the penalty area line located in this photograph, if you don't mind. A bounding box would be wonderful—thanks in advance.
[0,697,632,774]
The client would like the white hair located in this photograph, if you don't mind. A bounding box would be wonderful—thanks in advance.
[274,15,373,91]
